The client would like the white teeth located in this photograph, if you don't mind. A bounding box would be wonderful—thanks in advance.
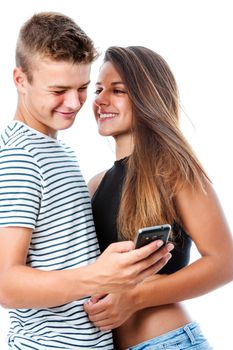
[99,113,116,119]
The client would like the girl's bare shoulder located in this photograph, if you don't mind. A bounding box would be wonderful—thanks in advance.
[88,170,107,198]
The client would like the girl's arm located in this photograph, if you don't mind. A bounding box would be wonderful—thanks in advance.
[85,181,233,330]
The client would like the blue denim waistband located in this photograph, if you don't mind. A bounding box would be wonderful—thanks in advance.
[128,322,211,349]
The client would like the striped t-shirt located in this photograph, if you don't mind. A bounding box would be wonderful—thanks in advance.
[0,121,113,349]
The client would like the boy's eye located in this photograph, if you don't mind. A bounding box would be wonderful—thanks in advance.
[52,90,66,95]
[78,86,88,91]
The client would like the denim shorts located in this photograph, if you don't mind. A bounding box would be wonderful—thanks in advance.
[127,322,213,349]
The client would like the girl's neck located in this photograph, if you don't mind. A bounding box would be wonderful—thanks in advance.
[114,134,134,160]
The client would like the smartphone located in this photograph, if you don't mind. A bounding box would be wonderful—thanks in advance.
[135,224,171,249]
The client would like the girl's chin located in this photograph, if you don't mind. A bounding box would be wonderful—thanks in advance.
[98,130,114,137]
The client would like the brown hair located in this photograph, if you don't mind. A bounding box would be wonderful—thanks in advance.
[104,46,209,240]
[16,12,98,82]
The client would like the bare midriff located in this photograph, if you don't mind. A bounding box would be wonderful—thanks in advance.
[113,303,191,349]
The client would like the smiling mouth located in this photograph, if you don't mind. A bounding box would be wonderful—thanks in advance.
[55,111,77,118]
[99,113,118,119]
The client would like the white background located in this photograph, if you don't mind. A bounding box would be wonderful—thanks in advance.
[0,1,232,349]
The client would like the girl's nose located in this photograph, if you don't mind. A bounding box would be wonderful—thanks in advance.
[94,90,109,106]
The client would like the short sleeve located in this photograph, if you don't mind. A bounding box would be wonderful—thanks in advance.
[0,148,42,228]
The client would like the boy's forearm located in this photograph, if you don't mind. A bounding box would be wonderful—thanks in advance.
[0,240,171,309]
[0,264,96,309]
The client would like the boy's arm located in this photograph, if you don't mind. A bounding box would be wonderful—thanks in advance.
[0,226,170,309]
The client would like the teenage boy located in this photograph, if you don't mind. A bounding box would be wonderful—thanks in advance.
[0,12,169,349]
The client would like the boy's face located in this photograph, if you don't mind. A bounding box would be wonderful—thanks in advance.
[14,56,91,138]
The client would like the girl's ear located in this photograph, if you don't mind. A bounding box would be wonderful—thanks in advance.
[13,67,28,93]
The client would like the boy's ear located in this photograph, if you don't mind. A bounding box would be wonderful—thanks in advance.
[13,67,29,93]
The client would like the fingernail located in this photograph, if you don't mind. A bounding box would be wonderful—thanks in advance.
[157,240,163,248]
[167,243,174,251]
[166,253,172,260]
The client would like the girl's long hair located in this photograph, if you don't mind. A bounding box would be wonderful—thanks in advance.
[104,46,209,240]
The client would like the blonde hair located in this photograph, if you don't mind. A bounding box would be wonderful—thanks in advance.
[16,12,98,82]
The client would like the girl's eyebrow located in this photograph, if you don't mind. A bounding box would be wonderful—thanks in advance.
[95,81,125,86]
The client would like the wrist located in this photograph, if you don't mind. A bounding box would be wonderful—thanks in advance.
[74,263,100,297]
[128,284,146,312]
[129,275,163,310]
[62,264,99,301]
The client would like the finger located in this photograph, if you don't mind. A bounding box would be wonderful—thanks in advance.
[88,311,108,322]
[92,319,116,330]
[165,242,174,253]
[155,253,172,271]
[84,302,102,315]
[134,243,173,274]
[84,298,108,315]
[129,239,166,264]
[99,322,118,331]
[136,253,172,282]
[90,293,107,303]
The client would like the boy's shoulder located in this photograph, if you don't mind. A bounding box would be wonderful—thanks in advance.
[0,121,36,149]
[0,121,76,168]
[0,121,61,150]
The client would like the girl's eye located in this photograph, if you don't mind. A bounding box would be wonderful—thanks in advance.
[94,88,126,95]
[94,89,102,95]
[114,89,125,94]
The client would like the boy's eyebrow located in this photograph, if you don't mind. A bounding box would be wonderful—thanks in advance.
[48,80,91,89]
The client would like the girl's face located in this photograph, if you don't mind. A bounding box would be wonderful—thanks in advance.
[93,61,133,139]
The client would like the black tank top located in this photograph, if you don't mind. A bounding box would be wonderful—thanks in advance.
[92,157,192,274]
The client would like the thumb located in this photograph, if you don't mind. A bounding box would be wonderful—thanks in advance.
[84,293,107,310]
[90,293,107,303]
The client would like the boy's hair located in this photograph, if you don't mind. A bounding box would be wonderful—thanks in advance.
[16,12,98,82]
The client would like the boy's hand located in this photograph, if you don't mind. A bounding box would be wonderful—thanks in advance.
[91,241,173,294]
